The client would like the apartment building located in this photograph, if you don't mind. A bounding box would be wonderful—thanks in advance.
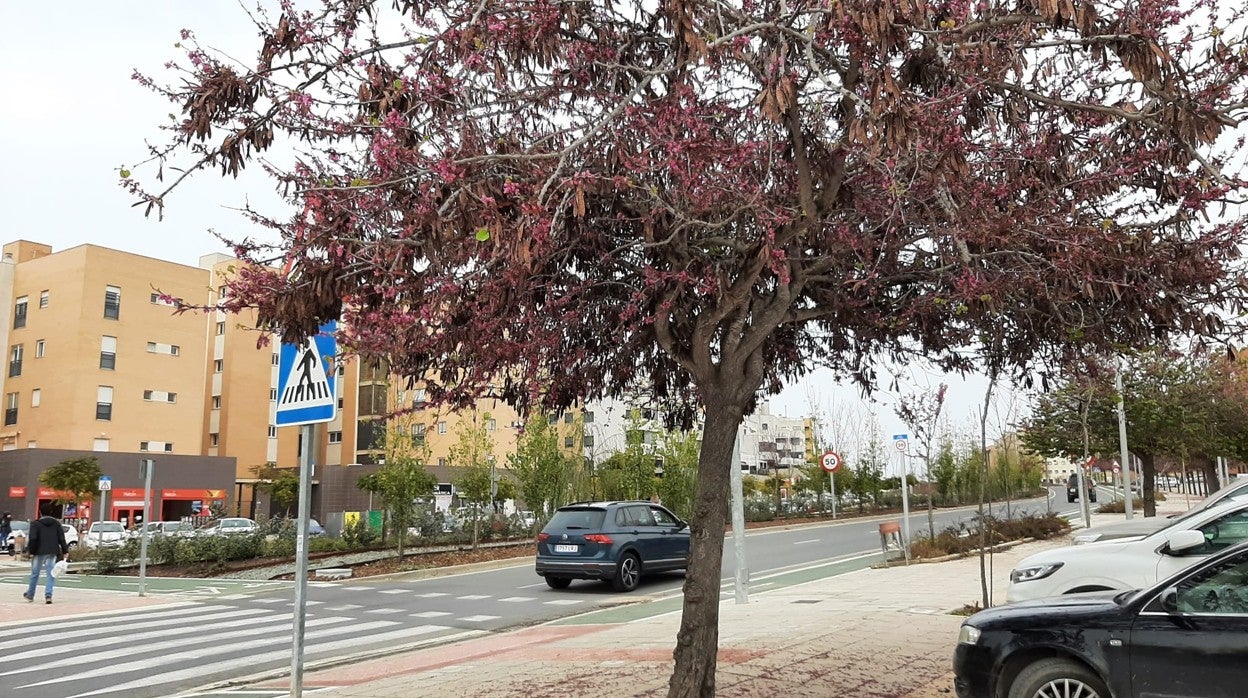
[0,241,236,525]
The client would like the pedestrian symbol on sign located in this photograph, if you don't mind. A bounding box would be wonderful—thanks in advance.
[278,341,333,410]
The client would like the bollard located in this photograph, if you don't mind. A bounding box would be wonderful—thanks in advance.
[878,522,902,567]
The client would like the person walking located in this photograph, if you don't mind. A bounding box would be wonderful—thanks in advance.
[24,504,68,604]
[0,512,11,556]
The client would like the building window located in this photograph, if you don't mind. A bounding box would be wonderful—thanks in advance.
[583,434,594,447]
[584,411,594,423]
[216,321,225,335]
[564,413,574,424]
[30,389,40,407]
[4,392,17,426]
[209,433,219,447]
[564,436,574,448]
[214,359,223,372]
[487,418,497,431]
[38,291,48,308]
[35,340,44,358]
[99,336,116,370]
[146,342,179,356]
[218,285,227,298]
[167,392,176,403]
[267,425,277,438]
[212,396,221,409]
[269,389,277,402]
[170,345,180,356]
[337,397,344,410]
[104,285,121,320]
[13,296,27,329]
[96,385,113,421]
[328,431,343,444]
[437,421,447,434]
[8,344,21,377]
[92,438,109,452]
[271,353,280,366]
[414,389,427,406]
[140,441,149,451]
[549,414,558,425]
[164,443,173,452]
[437,457,447,467]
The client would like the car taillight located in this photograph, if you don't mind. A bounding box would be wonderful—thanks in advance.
[584,534,613,544]
[538,533,549,542]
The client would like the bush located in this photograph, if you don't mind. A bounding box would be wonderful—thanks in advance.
[342,518,379,548]
[909,512,1071,558]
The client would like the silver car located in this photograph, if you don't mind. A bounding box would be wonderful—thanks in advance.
[1073,477,1248,544]
[194,518,258,536]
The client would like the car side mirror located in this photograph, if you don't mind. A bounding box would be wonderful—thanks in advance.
[1165,529,1206,554]
[675,521,688,531]
[1158,587,1180,613]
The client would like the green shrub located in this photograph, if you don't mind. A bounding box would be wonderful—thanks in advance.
[342,519,379,548]
[909,512,1071,558]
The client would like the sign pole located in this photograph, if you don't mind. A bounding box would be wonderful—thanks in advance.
[729,422,749,605]
[96,476,112,549]
[830,472,837,520]
[138,460,153,596]
[892,435,911,561]
[290,424,314,698]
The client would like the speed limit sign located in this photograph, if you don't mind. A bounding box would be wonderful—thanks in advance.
[820,451,842,472]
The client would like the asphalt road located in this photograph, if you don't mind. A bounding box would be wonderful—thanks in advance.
[0,488,1083,698]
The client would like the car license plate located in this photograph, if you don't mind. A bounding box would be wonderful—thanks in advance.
[554,544,578,553]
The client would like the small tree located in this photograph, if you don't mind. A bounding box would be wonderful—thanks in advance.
[251,463,300,516]
[509,413,575,525]
[39,457,101,515]
[655,429,700,520]
[448,411,497,548]
[372,451,436,557]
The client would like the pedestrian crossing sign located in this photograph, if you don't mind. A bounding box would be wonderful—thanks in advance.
[275,322,337,427]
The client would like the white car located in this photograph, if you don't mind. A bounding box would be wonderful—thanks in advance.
[1072,476,1248,544]
[6,521,79,551]
[1007,499,1248,603]
[194,518,258,536]
[81,521,128,549]
[133,520,195,539]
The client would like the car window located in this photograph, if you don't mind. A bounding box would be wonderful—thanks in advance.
[1175,552,1248,614]
[650,507,678,526]
[548,508,606,530]
[94,522,124,533]
[1198,509,1248,552]
[624,506,655,526]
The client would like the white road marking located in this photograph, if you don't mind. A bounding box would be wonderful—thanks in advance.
[416,592,449,598]
[365,607,406,614]
[459,615,500,622]
[410,611,451,618]
[544,599,583,606]
[456,594,490,600]
[499,597,535,603]
[792,539,820,545]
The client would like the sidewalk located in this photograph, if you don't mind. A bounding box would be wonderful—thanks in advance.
[240,507,1176,698]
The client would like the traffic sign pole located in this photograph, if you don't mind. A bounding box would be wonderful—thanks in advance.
[97,476,112,549]
[138,459,153,596]
[290,424,314,698]
[893,435,911,562]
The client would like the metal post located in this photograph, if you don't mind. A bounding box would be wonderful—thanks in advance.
[1115,370,1133,520]
[729,422,748,604]
[900,451,911,563]
[138,459,153,596]
[98,489,108,548]
[290,424,314,698]
[830,472,837,520]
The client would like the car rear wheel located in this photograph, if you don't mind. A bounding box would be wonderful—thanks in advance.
[611,552,641,592]
[1008,657,1108,698]
[545,576,571,590]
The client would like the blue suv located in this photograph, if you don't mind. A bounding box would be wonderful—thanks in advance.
[535,501,690,591]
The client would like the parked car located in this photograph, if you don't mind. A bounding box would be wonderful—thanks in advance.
[81,521,128,549]
[1073,475,1248,544]
[195,517,258,536]
[1066,473,1098,503]
[535,500,689,592]
[1007,499,1248,603]
[956,540,1248,698]
[307,518,325,537]
[133,520,195,539]
[7,521,79,551]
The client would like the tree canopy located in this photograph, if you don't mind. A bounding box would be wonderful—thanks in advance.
[39,457,101,507]
[135,1,1248,694]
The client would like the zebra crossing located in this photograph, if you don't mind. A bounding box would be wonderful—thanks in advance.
[0,601,481,698]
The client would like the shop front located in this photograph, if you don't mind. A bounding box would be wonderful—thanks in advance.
[161,488,228,525]
[111,488,156,529]
[34,487,92,530]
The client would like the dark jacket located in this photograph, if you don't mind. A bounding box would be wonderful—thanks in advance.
[26,515,68,557]
[0,516,10,538]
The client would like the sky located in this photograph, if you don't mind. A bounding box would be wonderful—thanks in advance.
[0,2,1029,466]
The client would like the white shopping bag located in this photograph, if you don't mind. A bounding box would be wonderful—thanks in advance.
[51,559,68,579]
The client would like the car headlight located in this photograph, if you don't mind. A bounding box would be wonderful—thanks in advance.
[958,624,982,645]
[1010,562,1064,583]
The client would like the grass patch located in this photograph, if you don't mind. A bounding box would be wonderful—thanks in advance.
[909,512,1072,559]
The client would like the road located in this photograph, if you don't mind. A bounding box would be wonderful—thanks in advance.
[0,489,1081,698]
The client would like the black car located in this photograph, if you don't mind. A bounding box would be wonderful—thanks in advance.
[535,501,689,592]
[954,540,1248,698]
[1067,473,1097,503]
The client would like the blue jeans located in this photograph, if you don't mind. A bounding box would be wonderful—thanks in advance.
[26,554,56,599]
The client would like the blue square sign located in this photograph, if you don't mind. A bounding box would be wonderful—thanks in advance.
[275,322,338,427]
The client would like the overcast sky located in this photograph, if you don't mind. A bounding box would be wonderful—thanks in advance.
[0,2,1028,464]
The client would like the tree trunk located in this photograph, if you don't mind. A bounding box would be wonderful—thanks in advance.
[1141,452,1156,517]
[1194,454,1219,495]
[668,400,740,698]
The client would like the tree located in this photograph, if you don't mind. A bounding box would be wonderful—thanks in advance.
[135,3,1248,693]
[509,413,575,525]
[896,383,947,537]
[655,429,700,520]
[371,451,437,558]
[251,464,300,516]
[39,457,101,511]
[448,412,498,548]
